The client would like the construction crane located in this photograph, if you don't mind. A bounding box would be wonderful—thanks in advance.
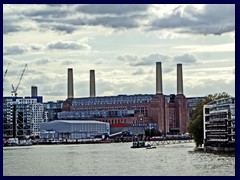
[3,63,10,91]
[11,63,28,97]
[3,63,10,83]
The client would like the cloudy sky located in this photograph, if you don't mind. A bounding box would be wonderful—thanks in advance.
[3,4,235,102]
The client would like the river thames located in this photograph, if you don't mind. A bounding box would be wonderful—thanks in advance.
[3,142,235,176]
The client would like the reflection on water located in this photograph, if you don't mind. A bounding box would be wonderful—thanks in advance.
[3,142,235,176]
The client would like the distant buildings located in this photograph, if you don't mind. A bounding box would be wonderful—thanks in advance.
[44,101,63,121]
[4,61,220,139]
[187,96,206,117]
[203,97,235,152]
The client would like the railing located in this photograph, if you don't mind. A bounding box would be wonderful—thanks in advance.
[145,138,193,146]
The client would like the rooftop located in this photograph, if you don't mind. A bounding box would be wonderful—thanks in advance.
[44,120,109,124]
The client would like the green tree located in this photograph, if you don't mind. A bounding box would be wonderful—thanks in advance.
[188,92,230,147]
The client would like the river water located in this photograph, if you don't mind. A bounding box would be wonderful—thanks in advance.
[3,142,235,176]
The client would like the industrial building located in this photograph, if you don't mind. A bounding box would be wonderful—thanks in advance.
[39,120,110,139]
[59,62,190,134]
[203,97,235,152]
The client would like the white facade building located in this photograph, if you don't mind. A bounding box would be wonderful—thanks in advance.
[203,97,235,152]
[32,103,45,135]
[15,98,45,136]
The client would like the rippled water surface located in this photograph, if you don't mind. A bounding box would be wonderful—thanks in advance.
[3,142,235,176]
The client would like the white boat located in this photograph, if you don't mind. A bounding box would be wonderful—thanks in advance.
[5,138,33,146]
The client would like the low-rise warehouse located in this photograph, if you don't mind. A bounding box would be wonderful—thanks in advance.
[40,120,110,140]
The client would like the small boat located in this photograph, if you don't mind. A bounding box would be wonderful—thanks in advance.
[146,146,157,149]
[131,141,154,148]
[4,138,33,146]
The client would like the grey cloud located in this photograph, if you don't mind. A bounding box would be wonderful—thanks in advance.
[34,6,147,30]
[26,69,44,75]
[61,18,87,26]
[3,45,29,55]
[4,4,234,36]
[185,78,235,98]
[3,21,33,34]
[3,23,22,34]
[43,83,66,96]
[29,77,53,91]
[24,7,69,18]
[61,60,76,65]
[94,61,103,65]
[47,24,77,34]
[31,17,55,23]
[185,24,235,36]
[92,79,112,96]
[117,53,197,68]
[117,55,138,62]
[117,54,172,66]
[150,4,235,35]
[76,4,149,15]
[200,4,234,23]
[46,40,91,50]
[89,16,140,29]
[132,54,171,66]
[173,54,197,64]
[31,44,43,51]
[163,67,174,73]
[34,58,50,65]
[132,68,144,75]
[152,11,191,29]
[4,5,75,34]
[3,15,32,34]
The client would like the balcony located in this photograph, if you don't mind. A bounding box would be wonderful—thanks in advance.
[207,139,228,142]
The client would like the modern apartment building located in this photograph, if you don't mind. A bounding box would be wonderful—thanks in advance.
[3,97,46,138]
[203,97,235,152]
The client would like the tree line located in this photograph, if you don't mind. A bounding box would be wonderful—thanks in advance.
[188,92,230,147]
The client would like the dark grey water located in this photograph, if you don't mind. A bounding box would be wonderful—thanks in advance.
[3,142,235,176]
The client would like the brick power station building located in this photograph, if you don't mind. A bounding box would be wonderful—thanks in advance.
[59,62,189,134]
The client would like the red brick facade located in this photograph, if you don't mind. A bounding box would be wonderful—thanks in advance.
[62,94,189,134]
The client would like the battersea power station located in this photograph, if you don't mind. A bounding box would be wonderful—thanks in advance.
[59,62,189,135]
